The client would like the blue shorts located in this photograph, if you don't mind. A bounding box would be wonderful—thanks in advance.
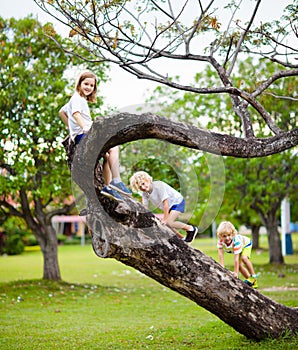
[74,133,86,145]
[170,199,185,213]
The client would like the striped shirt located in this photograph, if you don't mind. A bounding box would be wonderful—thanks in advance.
[217,234,252,254]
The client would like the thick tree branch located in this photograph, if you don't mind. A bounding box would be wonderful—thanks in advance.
[92,113,297,158]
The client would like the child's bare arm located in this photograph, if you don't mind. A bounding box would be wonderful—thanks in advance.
[161,198,169,222]
[233,254,240,277]
[73,111,89,132]
[59,109,69,127]
[218,248,224,267]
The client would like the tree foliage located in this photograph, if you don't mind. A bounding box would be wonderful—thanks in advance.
[0,16,72,208]
[0,15,107,279]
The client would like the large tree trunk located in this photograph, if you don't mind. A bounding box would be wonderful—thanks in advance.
[29,222,61,281]
[91,222,297,341]
[251,224,260,250]
[67,113,297,340]
[251,204,284,264]
[38,225,61,280]
[22,191,61,280]
[25,222,61,280]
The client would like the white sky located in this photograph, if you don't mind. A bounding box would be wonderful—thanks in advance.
[0,0,291,112]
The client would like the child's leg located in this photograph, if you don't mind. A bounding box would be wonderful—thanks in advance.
[165,210,197,239]
[241,255,256,276]
[107,146,121,180]
[166,210,192,232]
[104,146,131,196]
[162,210,183,238]
[241,255,258,288]
[239,263,250,279]
[170,227,184,239]
[103,157,112,185]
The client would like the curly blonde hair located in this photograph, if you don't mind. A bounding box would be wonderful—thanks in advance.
[130,171,152,192]
[217,221,237,238]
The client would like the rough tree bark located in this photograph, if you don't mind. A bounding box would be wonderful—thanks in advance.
[65,113,298,341]
[38,225,61,280]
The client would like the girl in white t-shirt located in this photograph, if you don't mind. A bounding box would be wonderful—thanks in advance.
[130,171,199,243]
[59,71,131,203]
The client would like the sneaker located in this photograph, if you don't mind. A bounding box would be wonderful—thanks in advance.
[247,276,258,289]
[79,208,88,216]
[184,226,199,243]
[109,180,132,197]
[244,277,258,288]
[101,186,123,201]
[252,279,258,289]
[243,279,254,287]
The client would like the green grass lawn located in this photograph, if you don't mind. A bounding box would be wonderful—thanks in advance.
[0,236,297,350]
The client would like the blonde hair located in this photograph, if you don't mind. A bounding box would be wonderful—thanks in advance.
[75,71,97,103]
[217,221,237,238]
[130,171,152,192]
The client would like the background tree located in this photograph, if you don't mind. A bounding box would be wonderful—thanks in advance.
[0,16,107,280]
[34,0,298,155]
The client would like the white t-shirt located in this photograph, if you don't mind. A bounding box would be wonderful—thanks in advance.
[61,91,93,141]
[142,180,183,210]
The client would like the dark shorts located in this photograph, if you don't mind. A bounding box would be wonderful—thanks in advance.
[170,199,185,213]
[74,133,86,145]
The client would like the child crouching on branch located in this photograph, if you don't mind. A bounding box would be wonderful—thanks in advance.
[130,171,199,243]
[217,221,258,288]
